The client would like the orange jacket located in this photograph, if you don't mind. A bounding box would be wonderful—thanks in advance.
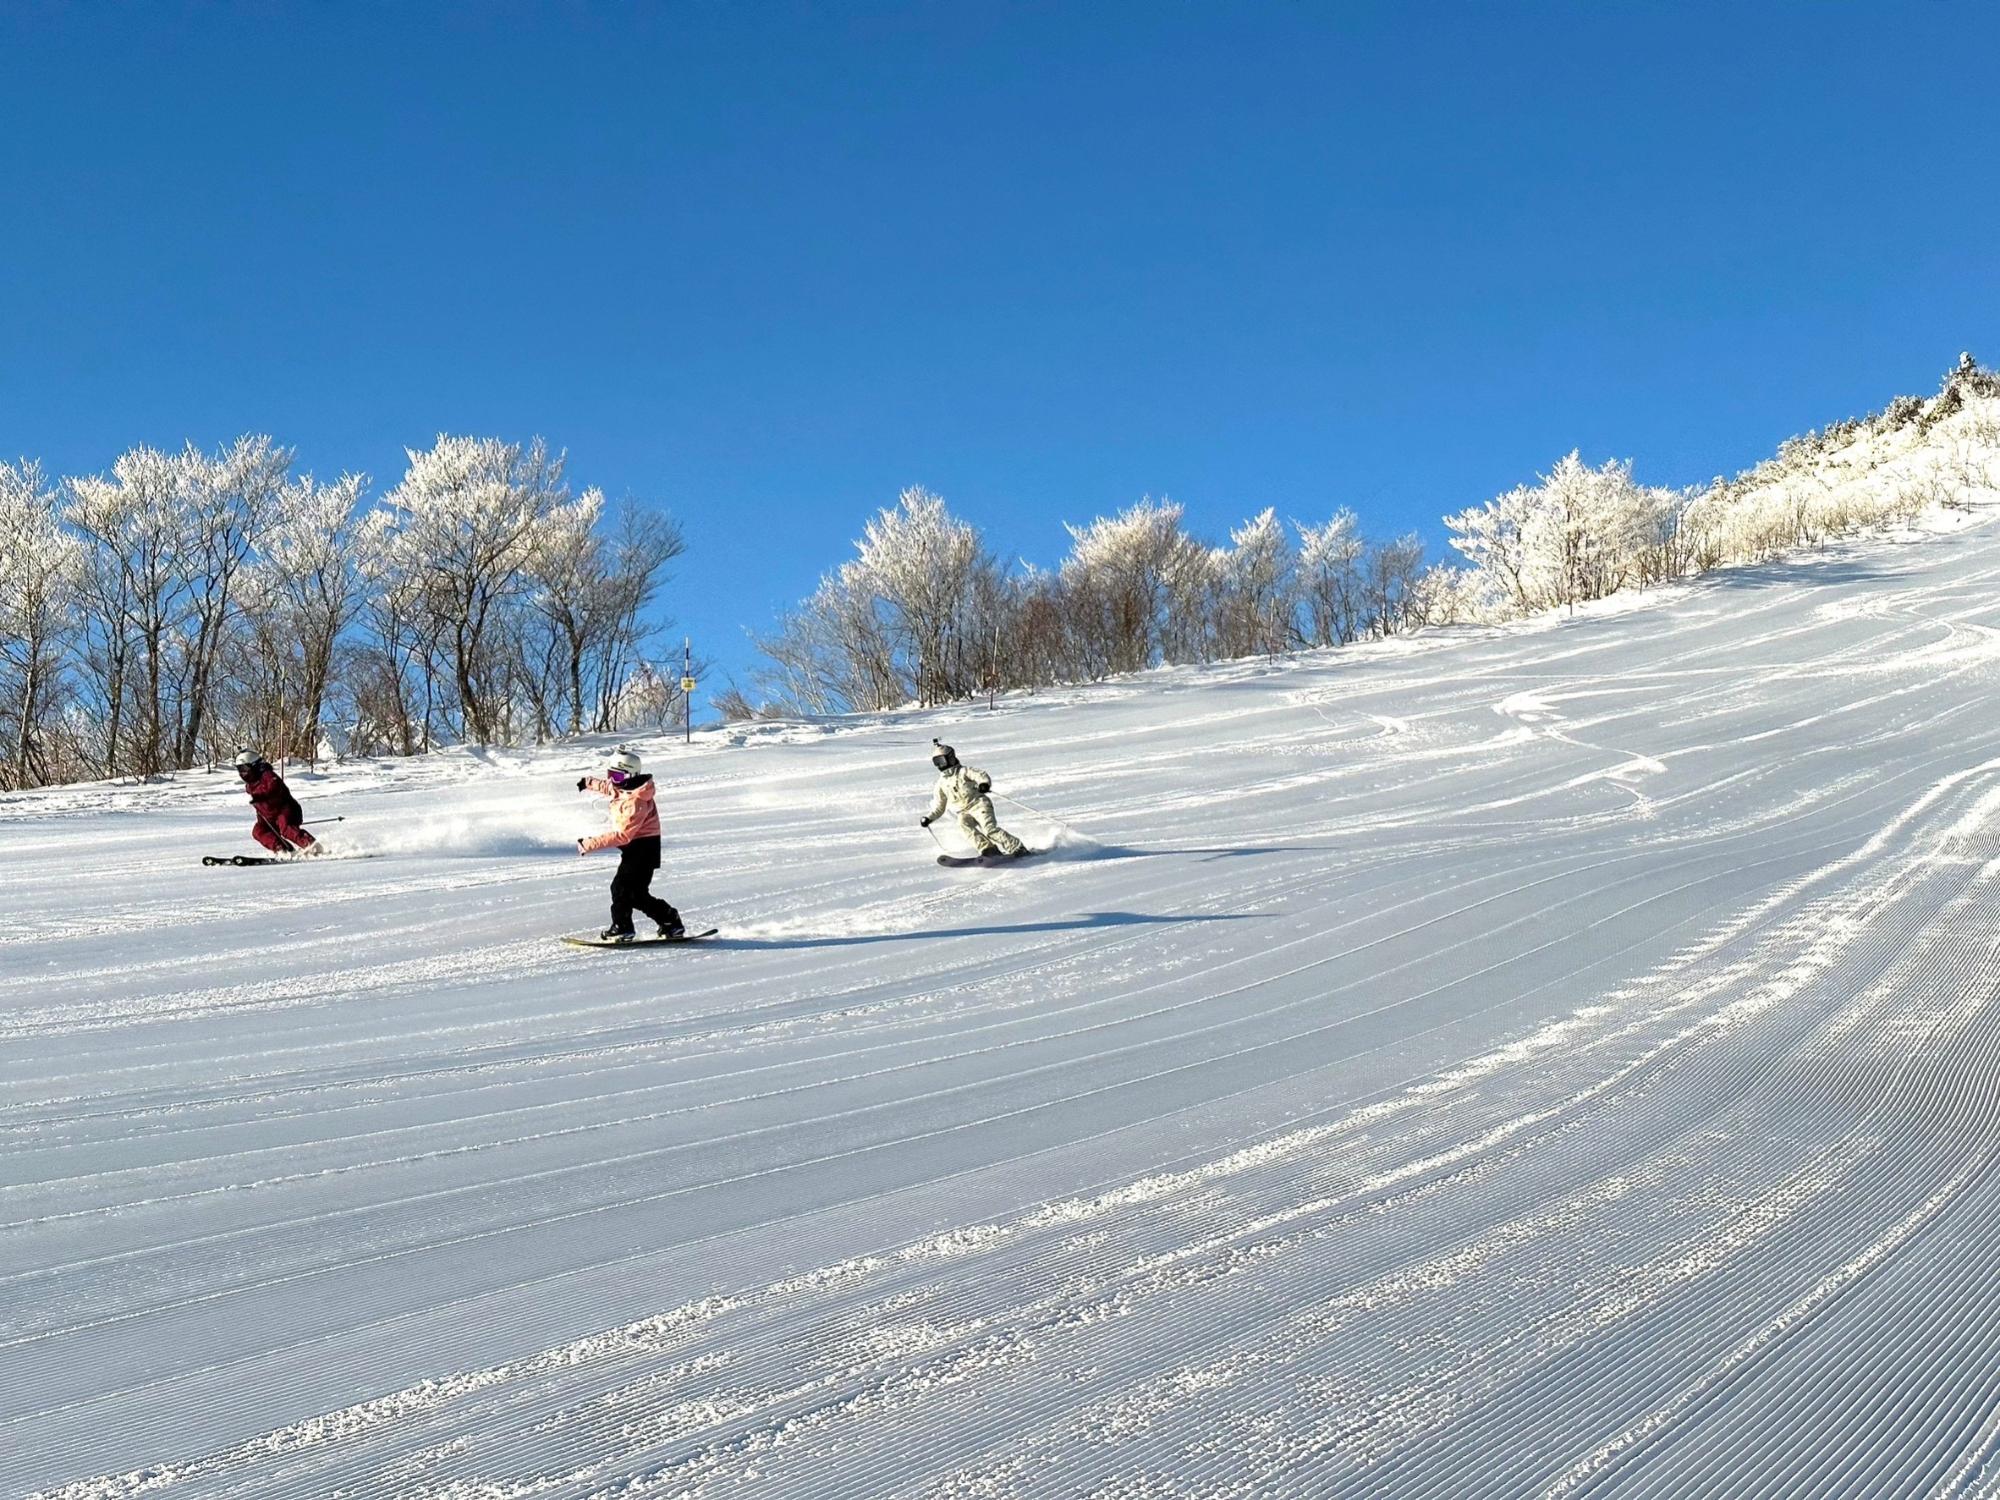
[580,774,662,853]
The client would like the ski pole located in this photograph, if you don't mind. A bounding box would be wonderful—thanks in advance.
[922,820,951,855]
[992,791,1083,838]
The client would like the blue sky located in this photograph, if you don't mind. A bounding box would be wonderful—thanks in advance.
[2,2,1994,692]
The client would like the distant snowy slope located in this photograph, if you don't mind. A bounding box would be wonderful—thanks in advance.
[1693,357,2000,554]
[1441,358,2000,629]
[10,504,2000,1497]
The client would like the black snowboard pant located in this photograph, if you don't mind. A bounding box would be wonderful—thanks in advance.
[610,836,679,933]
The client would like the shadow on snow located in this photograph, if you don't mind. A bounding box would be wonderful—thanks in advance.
[712,909,1259,951]
[1080,843,1331,863]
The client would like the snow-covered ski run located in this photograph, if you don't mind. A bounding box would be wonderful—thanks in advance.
[11,509,2000,1498]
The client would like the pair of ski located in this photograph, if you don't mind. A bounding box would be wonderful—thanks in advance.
[936,849,1042,868]
[201,853,362,866]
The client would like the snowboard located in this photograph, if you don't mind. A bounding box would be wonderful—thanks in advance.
[937,851,1040,868]
[561,928,719,949]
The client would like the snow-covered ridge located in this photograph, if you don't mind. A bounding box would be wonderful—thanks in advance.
[748,357,2000,720]
[1442,354,2000,624]
[11,500,2000,1496]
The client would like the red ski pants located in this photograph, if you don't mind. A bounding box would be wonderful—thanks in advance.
[253,815,317,854]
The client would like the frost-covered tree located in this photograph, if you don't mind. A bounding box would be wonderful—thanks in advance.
[1297,509,1367,647]
[174,436,292,766]
[351,502,437,755]
[1059,499,1206,674]
[1449,453,1653,617]
[844,487,988,706]
[1521,452,1614,613]
[375,436,569,744]
[2,426,682,779]
[0,461,79,788]
[1628,485,1701,587]
[1405,562,1482,628]
[64,447,202,775]
[1004,565,1069,692]
[1444,483,1537,616]
[1363,532,1427,637]
[58,437,295,773]
[522,491,685,735]
[753,570,903,716]
[1214,508,1297,658]
[248,470,367,757]
[589,506,687,732]
[753,488,996,712]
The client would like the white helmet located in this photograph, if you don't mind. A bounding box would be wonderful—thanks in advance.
[607,748,642,778]
[233,748,264,769]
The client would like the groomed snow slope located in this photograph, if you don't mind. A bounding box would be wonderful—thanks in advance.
[11,514,2000,1499]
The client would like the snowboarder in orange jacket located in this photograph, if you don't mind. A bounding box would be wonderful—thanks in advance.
[577,748,683,942]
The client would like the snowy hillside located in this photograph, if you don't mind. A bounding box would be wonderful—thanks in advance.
[12,503,2000,1497]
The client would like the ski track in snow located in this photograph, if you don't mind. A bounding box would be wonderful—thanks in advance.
[11,519,2000,1496]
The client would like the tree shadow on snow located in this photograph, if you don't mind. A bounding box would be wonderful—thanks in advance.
[713,910,1259,951]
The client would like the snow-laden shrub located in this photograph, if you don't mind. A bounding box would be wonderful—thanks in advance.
[1446,357,2000,625]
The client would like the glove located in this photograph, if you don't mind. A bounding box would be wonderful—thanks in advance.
[919,815,933,828]
[576,777,586,792]
[974,778,992,794]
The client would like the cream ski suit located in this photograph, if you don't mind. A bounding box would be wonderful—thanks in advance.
[926,764,1027,856]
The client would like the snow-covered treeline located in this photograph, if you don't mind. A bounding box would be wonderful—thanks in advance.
[0,435,683,790]
[741,491,1435,716]
[744,355,2000,717]
[1445,354,2000,620]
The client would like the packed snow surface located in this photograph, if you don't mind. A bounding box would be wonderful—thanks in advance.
[11,516,2000,1498]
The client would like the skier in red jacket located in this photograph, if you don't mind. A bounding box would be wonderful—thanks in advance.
[234,749,319,856]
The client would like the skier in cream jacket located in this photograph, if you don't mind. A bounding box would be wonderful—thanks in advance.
[919,740,1028,858]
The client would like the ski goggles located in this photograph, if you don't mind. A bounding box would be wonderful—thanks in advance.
[607,768,633,786]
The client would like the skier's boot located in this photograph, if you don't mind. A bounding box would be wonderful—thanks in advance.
[1007,845,1031,858]
[656,917,687,940]
[599,926,636,944]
